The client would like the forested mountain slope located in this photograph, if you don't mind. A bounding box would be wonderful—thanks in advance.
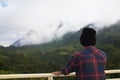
[0,22,120,79]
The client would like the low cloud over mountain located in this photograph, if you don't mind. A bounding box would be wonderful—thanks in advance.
[11,22,78,47]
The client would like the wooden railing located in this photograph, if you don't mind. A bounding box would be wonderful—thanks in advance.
[0,69,120,80]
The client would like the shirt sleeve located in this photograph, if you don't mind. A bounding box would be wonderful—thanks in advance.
[61,55,79,75]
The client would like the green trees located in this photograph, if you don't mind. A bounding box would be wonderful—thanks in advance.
[0,22,120,79]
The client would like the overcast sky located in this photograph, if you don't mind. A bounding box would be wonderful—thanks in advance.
[0,0,120,47]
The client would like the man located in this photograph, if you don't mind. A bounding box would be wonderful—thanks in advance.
[52,27,107,80]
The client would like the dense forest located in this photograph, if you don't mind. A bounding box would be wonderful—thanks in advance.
[0,22,120,80]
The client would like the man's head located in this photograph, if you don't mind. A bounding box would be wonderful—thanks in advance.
[80,27,96,47]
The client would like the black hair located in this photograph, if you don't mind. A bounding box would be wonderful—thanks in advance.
[80,27,96,47]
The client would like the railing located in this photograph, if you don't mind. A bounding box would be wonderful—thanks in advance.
[0,69,120,80]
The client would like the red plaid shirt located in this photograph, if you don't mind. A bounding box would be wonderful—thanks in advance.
[61,46,107,80]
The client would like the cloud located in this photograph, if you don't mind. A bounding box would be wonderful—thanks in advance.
[0,0,8,7]
[0,0,120,46]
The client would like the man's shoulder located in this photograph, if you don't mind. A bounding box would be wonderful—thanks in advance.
[98,49,107,57]
[73,51,83,57]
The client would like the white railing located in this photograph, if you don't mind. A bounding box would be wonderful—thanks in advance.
[0,69,120,80]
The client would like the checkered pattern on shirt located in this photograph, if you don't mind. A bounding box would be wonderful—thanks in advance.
[61,46,107,80]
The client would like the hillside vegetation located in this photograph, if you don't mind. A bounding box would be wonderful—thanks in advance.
[0,23,120,79]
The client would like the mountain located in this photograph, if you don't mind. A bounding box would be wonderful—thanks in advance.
[1,22,120,76]
[11,21,120,48]
[11,30,44,47]
[11,22,77,47]
[97,22,120,47]
[32,22,120,48]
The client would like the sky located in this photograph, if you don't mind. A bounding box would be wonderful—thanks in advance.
[0,0,120,47]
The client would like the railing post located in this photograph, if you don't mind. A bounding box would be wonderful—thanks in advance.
[48,76,54,80]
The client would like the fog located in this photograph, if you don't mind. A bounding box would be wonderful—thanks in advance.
[0,0,120,46]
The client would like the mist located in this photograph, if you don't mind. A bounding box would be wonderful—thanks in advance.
[12,22,79,46]
[0,0,120,47]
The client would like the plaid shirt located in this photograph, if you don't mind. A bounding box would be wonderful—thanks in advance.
[61,46,107,80]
